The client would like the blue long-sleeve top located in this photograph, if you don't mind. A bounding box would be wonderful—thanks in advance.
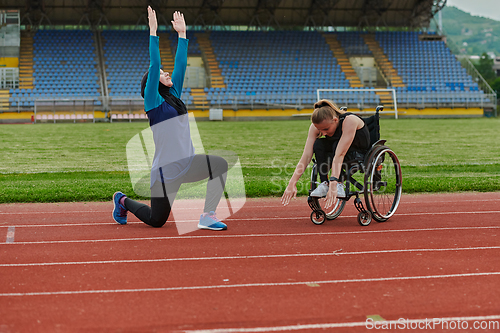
[144,35,195,187]
[144,36,187,114]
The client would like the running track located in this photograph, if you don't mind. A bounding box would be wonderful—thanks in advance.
[1,192,499,332]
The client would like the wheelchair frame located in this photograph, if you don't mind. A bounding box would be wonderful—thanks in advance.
[307,106,403,226]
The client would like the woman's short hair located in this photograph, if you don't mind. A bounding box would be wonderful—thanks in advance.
[311,99,345,124]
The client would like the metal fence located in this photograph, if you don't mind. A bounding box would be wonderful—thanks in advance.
[0,68,19,89]
[33,98,100,123]
[5,92,497,116]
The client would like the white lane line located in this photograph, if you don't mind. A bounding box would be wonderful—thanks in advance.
[1,225,499,245]
[181,314,500,332]
[5,227,14,243]
[1,210,500,228]
[227,198,500,207]
[1,271,499,297]
[0,198,498,215]
[0,210,108,215]
[1,245,499,267]
[2,225,500,245]
[398,210,500,216]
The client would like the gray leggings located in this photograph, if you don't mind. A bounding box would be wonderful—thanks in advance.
[124,154,228,228]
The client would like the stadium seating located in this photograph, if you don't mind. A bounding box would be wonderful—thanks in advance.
[376,31,487,105]
[101,29,193,104]
[169,31,201,56]
[8,29,490,112]
[336,31,372,56]
[101,30,149,98]
[10,29,101,109]
[207,31,381,107]
[34,30,100,97]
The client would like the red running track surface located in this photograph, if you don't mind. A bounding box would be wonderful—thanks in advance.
[0,192,499,332]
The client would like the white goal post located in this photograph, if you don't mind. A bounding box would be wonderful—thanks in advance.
[316,88,398,119]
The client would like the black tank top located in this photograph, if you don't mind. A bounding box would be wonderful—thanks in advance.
[328,112,371,153]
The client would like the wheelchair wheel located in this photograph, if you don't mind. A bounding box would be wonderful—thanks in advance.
[310,163,346,220]
[311,210,326,225]
[364,147,402,222]
[310,196,346,220]
[357,211,372,226]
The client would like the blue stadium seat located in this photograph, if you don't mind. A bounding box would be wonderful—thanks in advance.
[32,29,100,99]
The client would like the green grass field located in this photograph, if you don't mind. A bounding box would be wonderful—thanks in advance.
[1,117,499,203]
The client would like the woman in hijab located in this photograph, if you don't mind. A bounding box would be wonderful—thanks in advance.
[113,7,228,231]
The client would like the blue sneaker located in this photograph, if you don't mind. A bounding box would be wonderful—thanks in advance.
[198,211,227,231]
[112,191,128,225]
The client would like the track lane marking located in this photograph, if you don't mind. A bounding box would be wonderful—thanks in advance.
[0,206,499,216]
[2,225,499,245]
[0,198,499,215]
[1,245,499,267]
[0,210,499,228]
[1,271,499,297]
[181,314,500,332]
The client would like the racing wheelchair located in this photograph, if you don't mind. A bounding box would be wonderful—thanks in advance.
[307,106,402,226]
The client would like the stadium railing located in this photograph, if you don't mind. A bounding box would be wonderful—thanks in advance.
[457,56,498,97]
[0,68,18,89]
[33,98,99,123]
[6,92,497,115]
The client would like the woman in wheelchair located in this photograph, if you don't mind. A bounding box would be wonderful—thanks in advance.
[281,99,369,208]
[281,99,402,226]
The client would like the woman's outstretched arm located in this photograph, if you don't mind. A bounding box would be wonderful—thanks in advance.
[281,124,319,206]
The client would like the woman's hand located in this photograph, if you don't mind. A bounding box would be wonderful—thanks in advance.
[281,183,297,206]
[172,11,186,38]
[148,6,157,36]
[324,183,338,209]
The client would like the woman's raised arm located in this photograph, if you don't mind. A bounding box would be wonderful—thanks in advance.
[171,11,186,39]
[148,6,157,36]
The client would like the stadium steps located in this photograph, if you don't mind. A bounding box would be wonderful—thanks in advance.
[0,90,9,111]
[376,91,395,109]
[195,33,226,88]
[190,88,208,109]
[19,32,34,90]
[323,34,363,88]
[157,33,174,71]
[362,34,405,88]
